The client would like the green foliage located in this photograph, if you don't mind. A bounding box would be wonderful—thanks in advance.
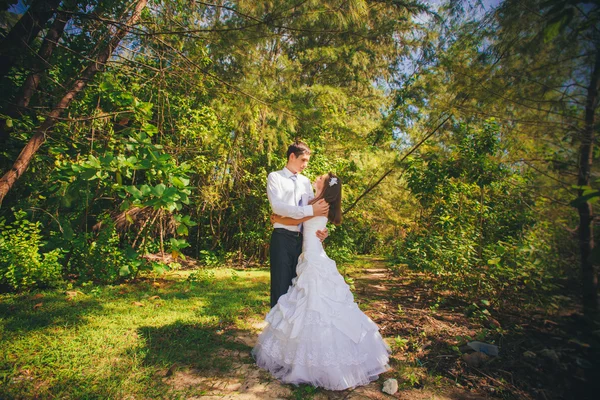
[395,119,565,301]
[393,335,409,351]
[66,219,148,283]
[324,224,356,263]
[292,384,320,400]
[197,250,222,267]
[46,83,196,279]
[0,211,63,291]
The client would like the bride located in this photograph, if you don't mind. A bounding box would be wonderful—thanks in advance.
[252,172,391,391]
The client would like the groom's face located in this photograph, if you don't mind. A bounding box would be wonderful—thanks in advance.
[289,153,310,173]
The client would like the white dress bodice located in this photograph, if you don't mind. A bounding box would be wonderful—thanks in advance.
[302,216,328,255]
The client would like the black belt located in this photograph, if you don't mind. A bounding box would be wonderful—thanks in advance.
[273,228,303,237]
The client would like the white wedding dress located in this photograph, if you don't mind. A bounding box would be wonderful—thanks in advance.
[252,216,391,391]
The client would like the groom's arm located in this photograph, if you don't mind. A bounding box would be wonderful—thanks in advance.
[271,215,313,225]
[267,173,314,219]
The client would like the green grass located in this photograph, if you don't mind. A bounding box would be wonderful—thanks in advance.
[0,268,271,399]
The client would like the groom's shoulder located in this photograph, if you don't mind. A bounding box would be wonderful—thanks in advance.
[267,169,284,179]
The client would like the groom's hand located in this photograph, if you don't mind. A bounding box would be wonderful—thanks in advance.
[316,227,328,242]
[312,199,329,217]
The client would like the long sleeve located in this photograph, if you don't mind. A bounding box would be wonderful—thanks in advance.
[267,172,314,218]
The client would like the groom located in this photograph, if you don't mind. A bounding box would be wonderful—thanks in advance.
[266,141,329,308]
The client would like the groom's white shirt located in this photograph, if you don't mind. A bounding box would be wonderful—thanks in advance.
[267,167,314,232]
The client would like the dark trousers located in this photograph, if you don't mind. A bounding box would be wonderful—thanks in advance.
[270,228,303,308]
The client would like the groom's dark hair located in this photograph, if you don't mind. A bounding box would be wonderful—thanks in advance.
[287,141,311,160]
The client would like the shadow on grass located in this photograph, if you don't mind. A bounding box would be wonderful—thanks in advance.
[138,320,254,373]
[0,292,103,334]
[130,275,269,395]
[135,273,269,371]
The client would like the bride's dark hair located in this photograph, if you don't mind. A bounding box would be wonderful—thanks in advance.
[310,173,342,225]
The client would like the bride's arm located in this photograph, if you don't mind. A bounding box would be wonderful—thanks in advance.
[270,214,313,225]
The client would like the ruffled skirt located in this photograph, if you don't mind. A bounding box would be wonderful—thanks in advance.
[252,252,391,391]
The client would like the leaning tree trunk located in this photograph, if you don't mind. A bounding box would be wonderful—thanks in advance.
[18,10,71,109]
[0,10,71,144]
[0,0,62,81]
[578,49,600,315]
[0,0,148,206]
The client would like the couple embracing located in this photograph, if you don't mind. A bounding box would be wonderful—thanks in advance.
[251,141,391,391]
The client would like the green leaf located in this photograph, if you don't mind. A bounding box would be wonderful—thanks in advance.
[124,246,139,260]
[169,237,190,250]
[142,122,158,137]
[181,215,196,226]
[140,185,152,196]
[119,265,131,277]
[119,93,134,105]
[86,155,101,168]
[120,199,131,211]
[136,101,154,118]
[176,225,188,235]
[157,154,171,163]
[100,155,114,165]
[163,187,179,199]
[99,81,115,91]
[543,8,573,43]
[125,186,144,199]
[152,262,167,275]
[140,159,152,169]
[81,168,97,180]
[171,176,187,188]
[153,184,166,196]
[180,193,190,205]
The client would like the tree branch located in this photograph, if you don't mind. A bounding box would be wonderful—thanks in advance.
[344,113,453,214]
[0,0,149,205]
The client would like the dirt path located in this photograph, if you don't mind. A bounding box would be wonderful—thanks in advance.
[161,257,491,399]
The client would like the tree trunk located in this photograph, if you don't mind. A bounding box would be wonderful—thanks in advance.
[0,0,62,81]
[18,10,71,109]
[0,10,71,145]
[578,49,600,315]
[0,0,148,206]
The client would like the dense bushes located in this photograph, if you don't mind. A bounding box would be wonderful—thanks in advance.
[0,211,63,291]
[393,119,573,302]
[64,220,150,283]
